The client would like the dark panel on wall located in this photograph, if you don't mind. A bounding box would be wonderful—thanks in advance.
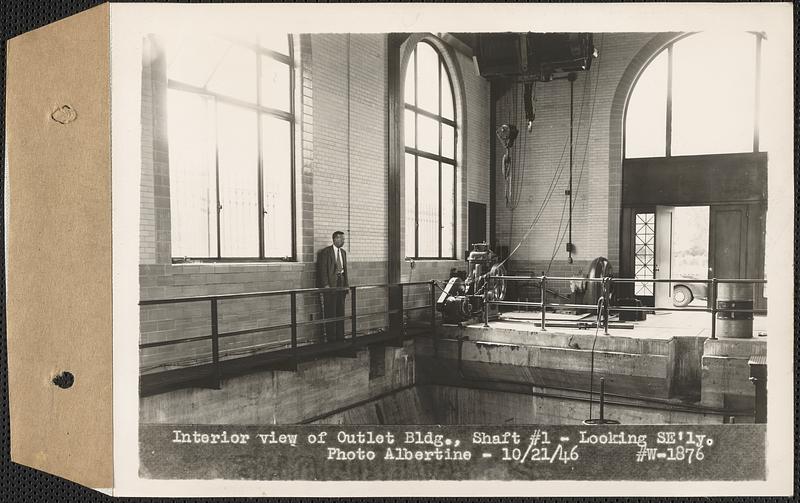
[468,201,487,247]
[622,152,767,207]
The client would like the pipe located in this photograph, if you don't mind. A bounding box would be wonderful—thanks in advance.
[567,72,577,264]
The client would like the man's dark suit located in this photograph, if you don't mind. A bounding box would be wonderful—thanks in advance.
[316,245,348,342]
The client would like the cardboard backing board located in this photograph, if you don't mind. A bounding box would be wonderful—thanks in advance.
[5,3,112,489]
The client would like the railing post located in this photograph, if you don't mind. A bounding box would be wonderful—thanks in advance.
[430,280,437,337]
[710,278,718,340]
[351,286,357,344]
[483,278,490,328]
[603,277,610,335]
[210,299,221,389]
[290,292,297,349]
[540,275,547,331]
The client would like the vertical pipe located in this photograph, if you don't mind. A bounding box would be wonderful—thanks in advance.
[350,286,357,344]
[599,377,606,421]
[710,278,718,340]
[567,74,575,263]
[540,276,547,331]
[210,299,220,388]
[290,292,297,349]
[399,284,406,338]
[430,280,437,337]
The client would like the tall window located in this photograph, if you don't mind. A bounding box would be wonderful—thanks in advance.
[625,32,764,159]
[404,41,457,259]
[166,33,294,260]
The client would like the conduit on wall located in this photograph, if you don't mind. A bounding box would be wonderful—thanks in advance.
[346,35,352,240]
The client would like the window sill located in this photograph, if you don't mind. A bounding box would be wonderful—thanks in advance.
[170,260,306,272]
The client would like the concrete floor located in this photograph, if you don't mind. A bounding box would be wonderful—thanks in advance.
[491,309,768,340]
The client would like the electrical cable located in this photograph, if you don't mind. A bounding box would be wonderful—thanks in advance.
[346,34,351,241]
[499,36,603,270]
[546,35,605,270]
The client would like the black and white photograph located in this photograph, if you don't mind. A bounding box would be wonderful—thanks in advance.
[102,2,793,496]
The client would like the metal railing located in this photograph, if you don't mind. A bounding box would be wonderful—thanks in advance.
[139,275,765,393]
[487,275,767,339]
[139,280,439,379]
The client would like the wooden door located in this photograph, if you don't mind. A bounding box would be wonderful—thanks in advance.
[709,205,748,280]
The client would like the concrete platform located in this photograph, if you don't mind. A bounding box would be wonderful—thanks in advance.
[491,310,768,340]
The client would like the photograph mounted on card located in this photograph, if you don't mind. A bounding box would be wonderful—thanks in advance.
[3,1,794,497]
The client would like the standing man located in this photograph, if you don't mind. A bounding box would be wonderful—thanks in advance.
[317,231,349,342]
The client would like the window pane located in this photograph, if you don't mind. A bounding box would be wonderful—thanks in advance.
[634,212,655,296]
[441,163,455,258]
[625,50,667,158]
[261,115,293,257]
[671,32,756,155]
[417,114,439,155]
[404,153,416,258]
[404,50,415,105]
[441,63,454,120]
[166,36,231,88]
[259,32,289,55]
[207,44,258,103]
[441,123,455,159]
[404,109,416,148]
[417,157,439,257]
[167,90,218,258]
[416,42,439,114]
[217,103,259,257]
[260,56,291,111]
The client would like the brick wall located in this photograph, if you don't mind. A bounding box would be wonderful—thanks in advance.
[140,33,491,371]
[494,33,657,290]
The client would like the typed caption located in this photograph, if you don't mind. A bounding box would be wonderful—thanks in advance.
[141,424,764,480]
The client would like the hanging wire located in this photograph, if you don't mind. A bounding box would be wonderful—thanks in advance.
[547,35,605,271]
[547,68,592,274]
[499,72,588,270]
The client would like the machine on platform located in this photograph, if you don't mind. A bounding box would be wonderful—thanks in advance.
[437,243,507,324]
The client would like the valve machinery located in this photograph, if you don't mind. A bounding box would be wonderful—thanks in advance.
[436,243,507,324]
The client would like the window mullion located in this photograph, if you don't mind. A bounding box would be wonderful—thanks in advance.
[414,154,419,259]
[213,99,222,259]
[256,53,265,259]
[665,45,673,158]
[437,59,442,258]
[414,49,419,259]
[753,34,762,152]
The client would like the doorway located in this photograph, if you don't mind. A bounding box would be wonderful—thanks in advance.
[670,206,710,307]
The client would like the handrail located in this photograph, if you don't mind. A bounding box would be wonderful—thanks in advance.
[140,274,766,393]
[484,274,766,339]
[139,281,441,385]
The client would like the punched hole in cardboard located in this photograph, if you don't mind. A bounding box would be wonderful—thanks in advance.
[52,371,74,389]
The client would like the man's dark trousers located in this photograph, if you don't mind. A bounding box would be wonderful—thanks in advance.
[324,275,346,342]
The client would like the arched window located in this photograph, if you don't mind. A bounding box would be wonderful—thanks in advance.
[625,32,764,159]
[404,40,457,259]
[165,32,295,260]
